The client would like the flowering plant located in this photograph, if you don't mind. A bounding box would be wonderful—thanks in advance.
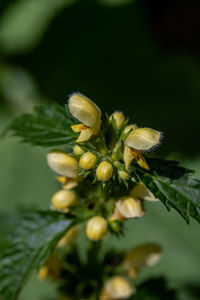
[1,93,200,300]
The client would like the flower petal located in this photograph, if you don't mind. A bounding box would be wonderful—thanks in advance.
[131,182,159,202]
[76,127,94,142]
[123,145,134,169]
[68,93,101,130]
[125,127,161,151]
[116,196,144,218]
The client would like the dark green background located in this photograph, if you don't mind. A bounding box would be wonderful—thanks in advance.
[0,0,200,299]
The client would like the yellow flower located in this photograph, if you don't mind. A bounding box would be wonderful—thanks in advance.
[52,189,76,212]
[130,182,159,202]
[57,225,79,247]
[86,216,108,241]
[109,111,125,129]
[124,127,161,170]
[68,93,101,142]
[122,243,162,278]
[96,161,113,182]
[47,150,78,178]
[116,196,144,219]
[103,276,135,299]
[37,266,49,281]
[37,252,61,281]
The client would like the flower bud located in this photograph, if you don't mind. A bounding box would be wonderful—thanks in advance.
[130,182,158,202]
[57,226,78,247]
[123,124,137,134]
[79,151,98,170]
[96,161,113,182]
[37,266,49,281]
[73,144,84,155]
[110,111,125,129]
[104,276,135,299]
[118,170,130,180]
[38,253,61,281]
[116,196,144,218]
[56,176,78,190]
[68,93,101,141]
[125,127,161,151]
[123,243,162,271]
[86,216,108,241]
[47,150,78,178]
[52,190,76,211]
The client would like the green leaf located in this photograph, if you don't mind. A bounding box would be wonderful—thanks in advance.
[0,211,75,300]
[133,277,177,300]
[140,158,200,224]
[4,102,77,146]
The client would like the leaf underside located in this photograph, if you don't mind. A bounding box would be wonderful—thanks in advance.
[0,211,74,300]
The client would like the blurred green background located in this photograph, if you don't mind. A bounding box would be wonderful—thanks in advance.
[0,0,200,299]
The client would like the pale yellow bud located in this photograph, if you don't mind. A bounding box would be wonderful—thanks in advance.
[118,170,130,180]
[47,150,78,178]
[37,266,49,281]
[130,182,158,202]
[110,111,125,129]
[96,161,113,182]
[123,243,162,270]
[57,226,78,247]
[125,127,161,151]
[79,152,98,170]
[116,196,144,218]
[68,93,101,135]
[73,144,84,155]
[104,276,135,299]
[86,216,108,241]
[56,177,78,190]
[52,190,76,211]
[123,124,137,134]
[113,161,121,168]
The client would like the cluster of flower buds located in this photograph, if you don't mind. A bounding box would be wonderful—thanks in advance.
[46,93,161,242]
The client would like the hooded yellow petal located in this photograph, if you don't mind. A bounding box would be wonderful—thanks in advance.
[47,150,78,178]
[125,127,161,151]
[68,93,101,131]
